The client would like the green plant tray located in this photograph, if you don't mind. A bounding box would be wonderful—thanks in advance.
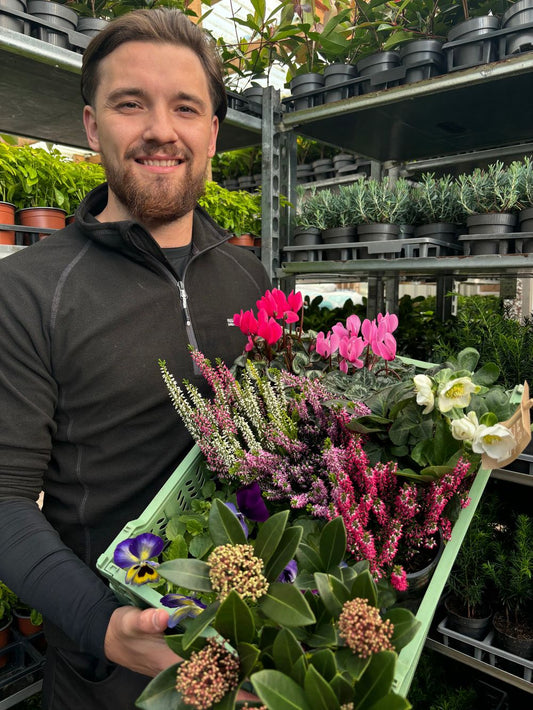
[96,446,211,610]
[393,466,491,696]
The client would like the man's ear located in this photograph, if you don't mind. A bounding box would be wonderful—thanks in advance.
[207,116,219,160]
[83,105,101,153]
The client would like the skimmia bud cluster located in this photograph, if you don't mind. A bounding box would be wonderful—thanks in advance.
[175,638,239,710]
[338,597,394,658]
[208,543,269,602]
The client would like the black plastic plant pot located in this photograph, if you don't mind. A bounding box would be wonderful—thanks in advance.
[0,0,26,33]
[323,63,358,103]
[356,51,401,94]
[289,72,325,111]
[399,39,446,84]
[414,222,457,243]
[466,212,517,234]
[242,86,264,117]
[293,226,322,246]
[28,0,78,48]
[502,0,533,55]
[357,223,400,242]
[77,17,109,38]
[446,15,500,70]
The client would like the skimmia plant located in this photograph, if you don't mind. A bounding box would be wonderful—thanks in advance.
[130,502,419,710]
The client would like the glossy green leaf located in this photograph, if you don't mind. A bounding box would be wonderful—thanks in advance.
[352,651,396,708]
[265,526,303,582]
[309,648,337,682]
[135,663,180,709]
[383,608,420,653]
[304,664,340,710]
[209,498,247,546]
[251,670,311,710]
[272,628,304,671]
[319,516,347,570]
[335,648,370,681]
[157,558,212,593]
[253,509,289,565]
[237,642,261,680]
[212,688,238,709]
[331,673,355,706]
[367,692,412,710]
[350,570,378,607]
[296,542,323,573]
[182,601,219,650]
[290,654,308,686]
[305,621,338,648]
[259,582,315,626]
[314,572,350,617]
[215,590,255,645]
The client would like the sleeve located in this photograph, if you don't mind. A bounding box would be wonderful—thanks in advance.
[0,498,120,660]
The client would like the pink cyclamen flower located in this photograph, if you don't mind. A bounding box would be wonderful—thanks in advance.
[256,308,283,344]
[315,330,340,358]
[233,309,258,335]
[338,334,365,370]
[256,288,302,323]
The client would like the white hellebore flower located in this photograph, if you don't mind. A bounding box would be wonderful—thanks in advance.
[450,411,479,441]
[414,374,434,414]
[472,424,515,463]
[438,377,479,413]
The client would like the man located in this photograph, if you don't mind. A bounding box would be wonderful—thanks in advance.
[0,9,270,708]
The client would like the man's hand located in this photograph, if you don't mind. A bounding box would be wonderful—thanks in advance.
[104,606,180,677]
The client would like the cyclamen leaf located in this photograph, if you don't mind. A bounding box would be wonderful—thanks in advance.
[209,498,247,546]
[253,510,289,565]
[319,516,347,570]
[135,663,180,709]
[304,664,341,710]
[157,558,212,592]
[214,590,255,646]
[259,582,315,627]
[251,670,312,710]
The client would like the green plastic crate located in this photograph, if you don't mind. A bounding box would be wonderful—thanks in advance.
[96,445,211,610]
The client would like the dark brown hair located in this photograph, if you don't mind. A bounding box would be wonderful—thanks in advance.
[81,8,227,123]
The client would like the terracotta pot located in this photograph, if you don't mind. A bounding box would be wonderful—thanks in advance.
[228,233,255,247]
[17,206,66,241]
[0,201,16,245]
[13,608,43,637]
[0,615,12,669]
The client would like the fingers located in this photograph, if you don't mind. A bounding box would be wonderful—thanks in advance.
[139,607,170,634]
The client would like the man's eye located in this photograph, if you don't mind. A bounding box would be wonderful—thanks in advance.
[178,105,195,114]
[118,101,140,110]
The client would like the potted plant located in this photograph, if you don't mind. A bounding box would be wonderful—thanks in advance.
[412,172,466,243]
[444,494,498,642]
[347,176,413,242]
[10,145,72,237]
[198,181,261,246]
[457,160,521,253]
[0,142,19,245]
[516,156,533,252]
[27,0,79,50]
[484,512,533,660]
[0,580,17,668]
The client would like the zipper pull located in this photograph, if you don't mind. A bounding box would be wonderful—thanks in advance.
[178,281,191,327]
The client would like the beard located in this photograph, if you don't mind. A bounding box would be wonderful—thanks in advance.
[102,146,207,228]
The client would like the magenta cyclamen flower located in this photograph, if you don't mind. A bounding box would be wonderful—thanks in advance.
[256,288,303,323]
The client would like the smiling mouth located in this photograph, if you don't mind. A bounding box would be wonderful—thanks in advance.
[136,158,184,167]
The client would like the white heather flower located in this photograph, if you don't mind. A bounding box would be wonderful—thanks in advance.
[437,377,479,413]
[472,424,515,462]
[450,411,480,441]
[413,374,435,414]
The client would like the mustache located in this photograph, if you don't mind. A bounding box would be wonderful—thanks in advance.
[125,145,191,161]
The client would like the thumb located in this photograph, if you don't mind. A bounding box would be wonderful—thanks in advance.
[140,607,170,634]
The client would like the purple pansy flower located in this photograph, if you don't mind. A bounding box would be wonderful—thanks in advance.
[224,502,249,538]
[113,532,164,586]
[160,593,207,628]
[236,482,270,522]
[278,559,298,583]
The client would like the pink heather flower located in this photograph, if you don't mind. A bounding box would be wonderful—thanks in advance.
[175,638,239,710]
[338,597,395,658]
[390,566,408,592]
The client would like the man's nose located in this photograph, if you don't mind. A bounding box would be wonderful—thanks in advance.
[142,107,178,144]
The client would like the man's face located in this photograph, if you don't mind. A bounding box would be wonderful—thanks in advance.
[83,41,219,227]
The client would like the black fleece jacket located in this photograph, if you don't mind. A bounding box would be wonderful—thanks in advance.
[0,184,270,658]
